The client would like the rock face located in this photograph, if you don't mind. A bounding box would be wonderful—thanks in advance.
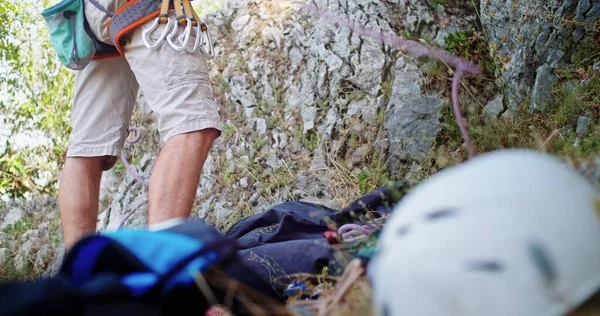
[480,0,600,112]
[384,57,446,168]
[199,0,478,215]
[0,196,61,277]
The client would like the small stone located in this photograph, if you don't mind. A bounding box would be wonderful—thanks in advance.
[289,47,303,70]
[249,192,260,204]
[405,162,425,185]
[347,99,366,116]
[43,244,65,277]
[1,208,24,229]
[253,196,269,214]
[311,146,327,170]
[229,75,257,108]
[231,13,250,32]
[262,84,276,106]
[15,238,41,271]
[325,53,344,71]
[319,108,338,140]
[546,50,564,68]
[214,201,234,223]
[14,254,27,271]
[346,146,366,169]
[0,248,8,263]
[254,118,267,135]
[484,95,504,117]
[35,244,50,268]
[531,64,557,112]
[576,116,592,136]
[278,133,288,149]
[239,177,249,189]
[298,196,340,210]
[351,123,363,134]
[501,109,515,121]
[362,102,378,124]
[266,152,281,169]
[594,61,600,73]
[572,27,585,43]
[302,106,317,133]
[295,174,328,198]
[21,229,40,242]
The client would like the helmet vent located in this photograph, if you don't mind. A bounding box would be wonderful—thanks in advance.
[397,226,410,237]
[528,240,557,285]
[465,260,504,273]
[425,209,457,221]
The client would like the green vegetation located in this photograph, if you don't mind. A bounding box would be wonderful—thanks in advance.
[561,27,600,72]
[420,4,600,176]
[0,208,62,282]
[297,129,320,153]
[2,219,34,238]
[428,71,600,176]
[0,0,73,199]
[445,28,498,78]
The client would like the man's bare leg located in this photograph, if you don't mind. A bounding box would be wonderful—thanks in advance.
[58,157,104,250]
[148,129,219,225]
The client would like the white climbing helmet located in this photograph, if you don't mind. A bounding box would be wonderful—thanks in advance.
[368,149,600,316]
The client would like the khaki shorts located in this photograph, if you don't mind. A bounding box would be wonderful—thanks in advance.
[67,0,222,170]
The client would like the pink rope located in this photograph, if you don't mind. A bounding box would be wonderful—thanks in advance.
[115,126,149,228]
[121,126,149,189]
[303,5,480,157]
[338,223,373,236]
[338,223,375,243]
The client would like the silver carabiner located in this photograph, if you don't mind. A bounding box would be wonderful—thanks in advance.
[199,23,214,59]
[142,17,172,49]
[167,18,191,51]
[178,18,195,51]
[184,21,201,53]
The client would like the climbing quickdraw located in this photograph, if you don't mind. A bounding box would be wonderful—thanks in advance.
[140,0,214,57]
[141,0,173,49]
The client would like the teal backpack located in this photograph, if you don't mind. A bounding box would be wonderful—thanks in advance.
[41,0,97,70]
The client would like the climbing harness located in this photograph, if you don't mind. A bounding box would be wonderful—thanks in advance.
[139,0,215,56]
[80,0,215,58]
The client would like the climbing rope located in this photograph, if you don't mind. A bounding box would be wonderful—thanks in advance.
[121,126,149,189]
[303,4,480,158]
[115,126,148,228]
[338,223,375,243]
